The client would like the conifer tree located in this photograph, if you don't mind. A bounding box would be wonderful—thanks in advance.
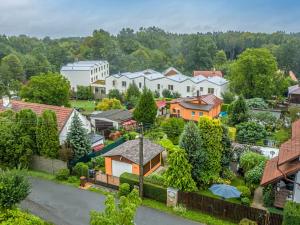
[126,82,141,108]
[228,95,249,125]
[36,110,59,158]
[164,146,197,192]
[179,121,203,184]
[67,112,91,160]
[133,88,157,125]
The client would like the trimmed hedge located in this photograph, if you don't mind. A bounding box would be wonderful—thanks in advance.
[120,172,167,203]
[283,201,300,225]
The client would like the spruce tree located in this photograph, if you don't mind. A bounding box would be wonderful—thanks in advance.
[179,122,203,185]
[133,88,157,125]
[36,110,59,159]
[228,95,249,125]
[164,146,197,192]
[67,112,91,160]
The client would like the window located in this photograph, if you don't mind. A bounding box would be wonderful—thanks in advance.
[187,86,190,92]
[191,111,195,116]
[96,68,98,73]
[208,88,214,94]
[122,81,127,87]
[112,80,116,86]
[200,87,203,92]
[199,112,203,116]
[173,109,176,113]
[168,85,174,90]
[91,70,93,75]
[157,84,160,90]
[95,87,99,93]
[139,82,142,88]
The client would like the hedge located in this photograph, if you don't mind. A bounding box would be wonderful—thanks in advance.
[120,172,167,203]
[283,201,300,225]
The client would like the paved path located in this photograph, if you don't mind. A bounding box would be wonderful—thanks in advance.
[21,178,201,225]
[251,186,266,210]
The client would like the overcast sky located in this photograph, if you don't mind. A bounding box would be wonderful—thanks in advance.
[0,0,300,38]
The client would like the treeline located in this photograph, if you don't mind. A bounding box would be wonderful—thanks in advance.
[1,27,300,95]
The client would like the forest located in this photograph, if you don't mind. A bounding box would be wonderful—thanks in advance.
[1,27,300,92]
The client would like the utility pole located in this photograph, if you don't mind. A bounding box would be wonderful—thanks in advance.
[139,122,144,198]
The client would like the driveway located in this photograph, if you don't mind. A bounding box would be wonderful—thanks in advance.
[21,178,201,225]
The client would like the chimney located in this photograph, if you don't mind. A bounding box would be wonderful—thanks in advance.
[2,96,11,109]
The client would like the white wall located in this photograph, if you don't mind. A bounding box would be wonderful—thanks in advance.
[293,170,300,203]
[106,75,228,98]
[61,70,91,91]
[59,110,91,145]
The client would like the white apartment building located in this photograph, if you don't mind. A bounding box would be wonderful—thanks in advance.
[60,60,109,96]
[105,68,229,98]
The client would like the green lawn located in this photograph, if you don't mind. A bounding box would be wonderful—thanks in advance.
[142,198,236,225]
[70,100,96,113]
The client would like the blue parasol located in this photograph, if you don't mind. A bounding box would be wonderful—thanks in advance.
[209,184,241,199]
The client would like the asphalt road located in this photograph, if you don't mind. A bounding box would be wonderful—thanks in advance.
[21,178,201,225]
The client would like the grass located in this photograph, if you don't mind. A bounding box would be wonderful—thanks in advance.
[272,128,291,145]
[70,100,96,113]
[142,198,237,225]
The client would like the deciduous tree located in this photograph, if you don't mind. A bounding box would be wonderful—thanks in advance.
[96,98,123,111]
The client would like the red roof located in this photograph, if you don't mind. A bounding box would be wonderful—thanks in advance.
[261,119,300,186]
[156,100,167,109]
[193,70,223,78]
[199,94,223,106]
[0,100,73,132]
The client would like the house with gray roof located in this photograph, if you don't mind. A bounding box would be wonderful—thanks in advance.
[102,139,164,177]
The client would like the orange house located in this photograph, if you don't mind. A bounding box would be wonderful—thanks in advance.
[169,94,222,121]
[102,139,164,177]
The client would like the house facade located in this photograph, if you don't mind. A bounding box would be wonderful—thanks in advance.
[102,139,164,177]
[105,68,229,99]
[261,120,300,208]
[288,85,300,104]
[169,94,222,121]
[60,60,109,96]
[0,99,91,145]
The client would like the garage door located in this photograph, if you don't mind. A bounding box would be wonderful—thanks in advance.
[112,160,132,177]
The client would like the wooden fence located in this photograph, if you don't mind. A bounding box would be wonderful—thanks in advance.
[178,192,283,225]
[87,171,119,190]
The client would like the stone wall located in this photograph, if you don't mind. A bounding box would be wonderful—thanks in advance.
[30,155,68,174]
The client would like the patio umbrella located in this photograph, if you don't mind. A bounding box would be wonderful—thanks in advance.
[209,184,241,199]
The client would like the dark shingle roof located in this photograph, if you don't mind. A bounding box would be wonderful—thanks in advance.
[102,139,164,165]
[90,109,132,123]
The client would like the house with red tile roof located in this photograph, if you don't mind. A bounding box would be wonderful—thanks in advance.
[0,98,91,145]
[156,100,167,116]
[261,119,300,208]
[193,70,223,78]
[169,94,222,121]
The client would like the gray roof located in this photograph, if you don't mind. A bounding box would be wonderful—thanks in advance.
[179,101,213,111]
[90,109,132,123]
[102,139,164,165]
[89,133,104,144]
[289,85,300,95]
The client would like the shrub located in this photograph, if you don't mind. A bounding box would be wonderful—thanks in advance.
[0,208,51,224]
[145,173,166,186]
[245,161,266,186]
[55,168,70,181]
[246,98,268,109]
[120,172,167,203]
[73,162,89,177]
[240,151,267,172]
[0,169,30,209]
[283,201,300,225]
[237,186,251,198]
[241,197,250,206]
[67,176,79,184]
[222,91,236,104]
[239,218,258,225]
[263,184,275,207]
[123,131,138,140]
[222,168,236,181]
[236,122,267,144]
[161,117,185,145]
[119,183,131,197]
[92,156,105,168]
[173,204,187,215]
[228,127,236,141]
[221,104,230,112]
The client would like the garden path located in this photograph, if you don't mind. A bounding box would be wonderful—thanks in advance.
[251,186,266,210]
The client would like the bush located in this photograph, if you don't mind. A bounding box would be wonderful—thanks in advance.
[245,161,266,186]
[221,104,230,112]
[240,151,267,172]
[55,168,70,181]
[222,168,236,181]
[67,176,79,184]
[145,173,166,186]
[161,117,185,145]
[263,184,275,207]
[239,218,258,225]
[228,127,236,141]
[241,197,250,206]
[246,98,268,109]
[119,183,131,197]
[222,91,236,104]
[0,208,51,224]
[173,204,187,215]
[123,131,138,140]
[73,162,89,177]
[0,169,30,209]
[92,156,105,168]
[236,122,267,144]
[237,186,251,198]
[283,201,300,225]
[120,172,167,203]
